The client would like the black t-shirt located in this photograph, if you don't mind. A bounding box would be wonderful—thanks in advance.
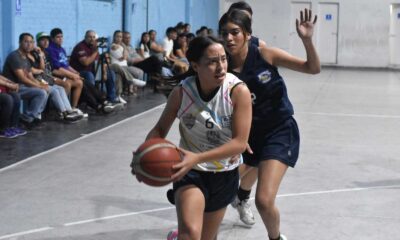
[2,50,32,83]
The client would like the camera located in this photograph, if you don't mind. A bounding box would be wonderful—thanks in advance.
[96,37,108,49]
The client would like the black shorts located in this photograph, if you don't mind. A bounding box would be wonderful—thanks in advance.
[243,117,300,168]
[173,168,239,212]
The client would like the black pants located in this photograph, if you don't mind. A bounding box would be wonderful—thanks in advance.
[133,56,162,74]
[0,92,20,129]
[79,82,105,111]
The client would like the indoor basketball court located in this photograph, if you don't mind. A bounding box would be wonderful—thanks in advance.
[1,68,399,240]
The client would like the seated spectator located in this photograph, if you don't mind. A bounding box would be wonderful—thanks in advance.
[69,30,119,104]
[175,22,185,35]
[45,28,86,116]
[122,31,162,76]
[0,75,27,138]
[173,33,189,64]
[110,30,145,95]
[47,28,117,115]
[183,23,191,34]
[28,41,82,122]
[196,26,209,37]
[148,29,165,61]
[138,32,151,59]
[2,33,48,129]
[163,27,188,75]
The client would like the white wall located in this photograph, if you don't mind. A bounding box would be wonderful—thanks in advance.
[219,0,400,68]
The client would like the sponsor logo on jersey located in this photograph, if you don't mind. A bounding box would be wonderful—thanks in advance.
[257,70,272,83]
[206,131,221,145]
[221,115,232,128]
[182,113,196,129]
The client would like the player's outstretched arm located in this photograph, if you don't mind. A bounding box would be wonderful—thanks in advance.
[261,8,320,74]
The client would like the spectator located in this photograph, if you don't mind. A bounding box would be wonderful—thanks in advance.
[183,23,191,34]
[163,27,188,75]
[2,33,48,129]
[196,26,209,37]
[175,22,185,34]
[69,30,119,104]
[28,40,82,122]
[147,29,165,61]
[173,33,189,64]
[122,31,162,76]
[138,32,150,59]
[0,75,27,138]
[110,30,145,95]
[47,28,116,115]
[46,28,85,116]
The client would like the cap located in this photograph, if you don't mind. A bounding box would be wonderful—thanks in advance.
[36,32,50,41]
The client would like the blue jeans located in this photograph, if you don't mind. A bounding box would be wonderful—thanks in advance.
[80,70,117,102]
[48,85,72,112]
[0,92,21,129]
[18,85,48,122]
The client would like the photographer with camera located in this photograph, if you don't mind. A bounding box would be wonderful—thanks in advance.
[70,30,119,104]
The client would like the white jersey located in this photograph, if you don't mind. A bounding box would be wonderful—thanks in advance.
[178,73,243,172]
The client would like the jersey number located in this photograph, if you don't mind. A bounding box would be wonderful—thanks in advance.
[205,118,214,129]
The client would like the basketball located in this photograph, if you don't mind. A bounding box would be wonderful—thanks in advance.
[131,138,181,187]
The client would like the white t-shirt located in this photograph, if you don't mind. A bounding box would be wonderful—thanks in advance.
[110,44,128,66]
[178,73,243,172]
[162,37,174,57]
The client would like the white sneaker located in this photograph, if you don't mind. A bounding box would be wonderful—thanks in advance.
[72,108,88,118]
[132,78,146,87]
[118,96,127,104]
[231,196,255,225]
[279,234,288,240]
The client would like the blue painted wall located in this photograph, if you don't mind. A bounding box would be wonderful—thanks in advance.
[1,0,219,67]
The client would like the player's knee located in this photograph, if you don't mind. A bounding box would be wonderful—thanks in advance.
[255,193,275,212]
[179,224,201,240]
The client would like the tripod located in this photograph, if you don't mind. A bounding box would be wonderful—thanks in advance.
[94,48,110,93]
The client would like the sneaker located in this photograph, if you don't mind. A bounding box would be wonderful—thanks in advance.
[111,102,124,111]
[72,108,88,118]
[118,96,127,105]
[0,128,18,138]
[280,234,288,240]
[10,127,27,136]
[64,112,83,122]
[102,101,115,113]
[167,229,178,240]
[132,78,146,87]
[231,196,255,225]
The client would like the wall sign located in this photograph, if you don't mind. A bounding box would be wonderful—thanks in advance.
[325,14,332,20]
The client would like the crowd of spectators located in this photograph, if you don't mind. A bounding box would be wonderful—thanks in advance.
[0,22,215,138]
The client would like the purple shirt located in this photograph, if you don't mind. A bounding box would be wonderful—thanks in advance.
[46,41,69,69]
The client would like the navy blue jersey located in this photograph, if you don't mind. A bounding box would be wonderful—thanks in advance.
[230,44,294,129]
[250,36,259,47]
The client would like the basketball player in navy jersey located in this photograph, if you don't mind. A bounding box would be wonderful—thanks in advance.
[219,8,320,240]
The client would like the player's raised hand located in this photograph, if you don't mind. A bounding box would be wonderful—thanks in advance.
[296,8,317,40]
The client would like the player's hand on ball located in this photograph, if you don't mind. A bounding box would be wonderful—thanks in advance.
[171,148,198,182]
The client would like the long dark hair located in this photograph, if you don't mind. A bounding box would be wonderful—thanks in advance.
[218,9,252,36]
[228,1,253,16]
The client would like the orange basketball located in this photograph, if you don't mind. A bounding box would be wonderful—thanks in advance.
[131,138,181,187]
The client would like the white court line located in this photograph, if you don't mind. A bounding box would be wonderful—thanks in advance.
[1,184,399,240]
[0,104,166,173]
[297,111,400,119]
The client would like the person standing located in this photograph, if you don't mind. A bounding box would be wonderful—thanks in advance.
[219,9,320,240]
[138,36,252,240]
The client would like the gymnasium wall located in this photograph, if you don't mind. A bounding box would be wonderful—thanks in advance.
[0,0,219,66]
[220,0,400,68]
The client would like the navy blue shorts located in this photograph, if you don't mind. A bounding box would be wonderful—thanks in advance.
[243,117,300,168]
[173,168,239,212]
